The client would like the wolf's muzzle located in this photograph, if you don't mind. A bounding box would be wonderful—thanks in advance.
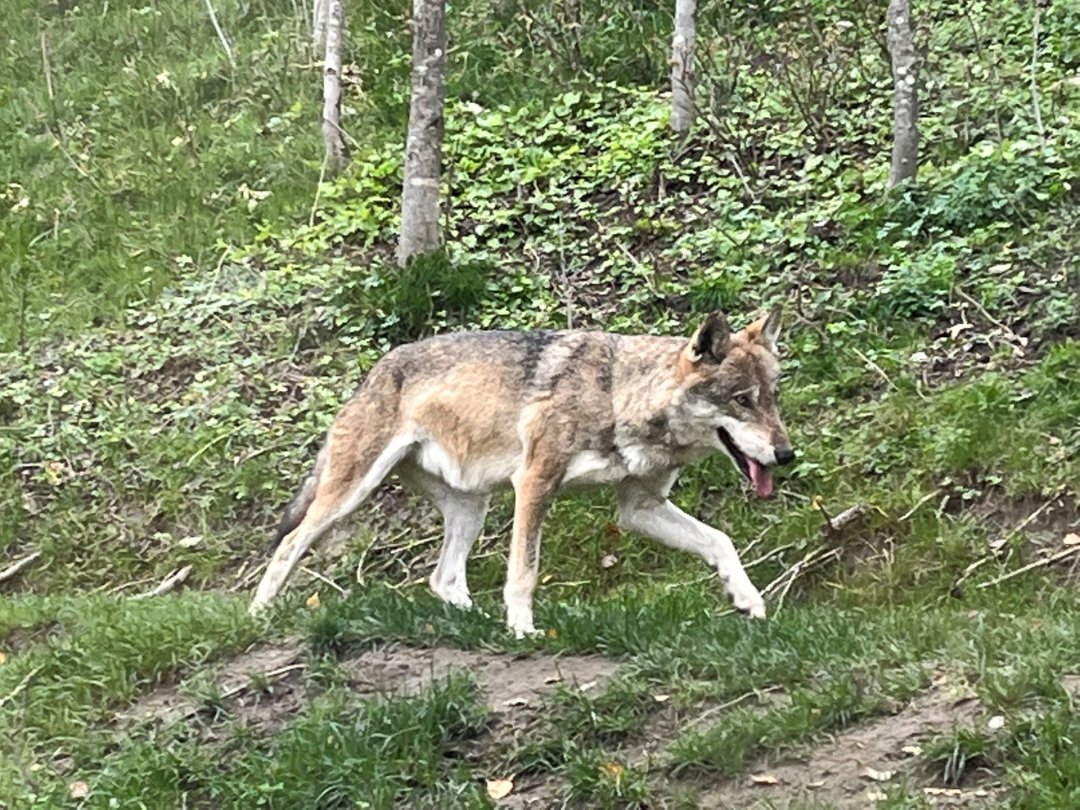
[774,447,796,466]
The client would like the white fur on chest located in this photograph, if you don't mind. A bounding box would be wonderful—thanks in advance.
[561,450,629,487]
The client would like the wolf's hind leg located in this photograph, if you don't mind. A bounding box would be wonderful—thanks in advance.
[402,469,490,609]
[616,482,765,619]
[249,432,414,613]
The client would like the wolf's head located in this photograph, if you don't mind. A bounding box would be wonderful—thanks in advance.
[674,308,795,497]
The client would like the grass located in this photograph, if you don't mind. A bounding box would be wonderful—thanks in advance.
[2,0,1079,804]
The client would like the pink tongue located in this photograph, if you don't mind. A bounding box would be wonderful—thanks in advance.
[747,458,774,498]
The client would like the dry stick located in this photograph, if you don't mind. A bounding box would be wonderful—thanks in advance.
[954,496,1061,589]
[976,546,1080,590]
[898,490,941,522]
[0,666,44,709]
[850,346,906,395]
[680,685,785,733]
[827,503,870,533]
[954,288,1026,355]
[204,0,237,72]
[0,551,41,584]
[129,565,193,600]
[300,565,347,595]
[230,560,267,592]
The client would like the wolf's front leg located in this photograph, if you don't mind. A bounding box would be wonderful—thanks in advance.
[505,465,562,638]
[616,484,765,618]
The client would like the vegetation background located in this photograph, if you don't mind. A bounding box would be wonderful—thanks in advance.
[1,0,1078,806]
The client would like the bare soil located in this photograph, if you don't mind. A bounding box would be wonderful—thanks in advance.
[695,677,1001,809]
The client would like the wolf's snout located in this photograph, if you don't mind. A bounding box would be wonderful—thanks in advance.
[774,447,796,466]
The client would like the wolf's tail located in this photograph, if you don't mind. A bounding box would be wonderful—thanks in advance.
[266,446,328,555]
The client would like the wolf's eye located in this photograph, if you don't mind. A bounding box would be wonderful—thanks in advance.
[735,394,753,408]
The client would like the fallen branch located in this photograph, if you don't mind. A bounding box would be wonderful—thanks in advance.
[129,565,193,600]
[681,685,785,733]
[827,503,870,533]
[0,666,43,709]
[954,288,1026,356]
[898,490,940,522]
[0,551,41,584]
[300,565,347,596]
[976,546,1080,590]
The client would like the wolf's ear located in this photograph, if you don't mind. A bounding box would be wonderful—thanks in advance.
[688,312,731,364]
[746,306,783,354]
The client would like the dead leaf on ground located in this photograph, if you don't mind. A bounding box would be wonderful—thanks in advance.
[863,766,895,782]
[600,761,624,778]
[305,592,320,608]
[486,778,514,800]
[749,772,780,786]
[68,781,90,799]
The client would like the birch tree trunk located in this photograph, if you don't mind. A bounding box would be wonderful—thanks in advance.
[886,0,918,186]
[670,0,697,134]
[312,0,329,47]
[397,0,447,267]
[321,0,347,173]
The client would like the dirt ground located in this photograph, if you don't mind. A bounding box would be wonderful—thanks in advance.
[121,643,1052,808]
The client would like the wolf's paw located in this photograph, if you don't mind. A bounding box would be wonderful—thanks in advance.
[729,588,767,620]
[505,603,539,639]
[432,582,474,610]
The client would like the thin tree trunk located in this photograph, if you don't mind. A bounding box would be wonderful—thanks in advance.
[670,0,697,134]
[312,0,328,46]
[886,0,918,186]
[397,0,447,267]
[321,0,347,174]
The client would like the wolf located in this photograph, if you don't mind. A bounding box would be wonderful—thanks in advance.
[249,308,795,637]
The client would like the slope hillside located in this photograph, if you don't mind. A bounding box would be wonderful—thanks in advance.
[1,0,1079,806]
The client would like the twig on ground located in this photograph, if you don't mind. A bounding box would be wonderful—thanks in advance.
[0,666,44,709]
[681,685,785,733]
[826,503,870,534]
[954,495,1062,590]
[954,556,993,591]
[129,565,193,600]
[954,288,1026,356]
[976,546,1080,590]
[230,560,267,592]
[300,565,347,595]
[761,545,839,609]
[106,577,155,595]
[898,490,941,522]
[0,551,42,584]
[850,346,903,394]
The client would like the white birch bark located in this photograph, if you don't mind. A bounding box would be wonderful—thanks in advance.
[397,0,447,267]
[312,0,329,47]
[321,0,346,174]
[887,0,919,186]
[670,0,697,134]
